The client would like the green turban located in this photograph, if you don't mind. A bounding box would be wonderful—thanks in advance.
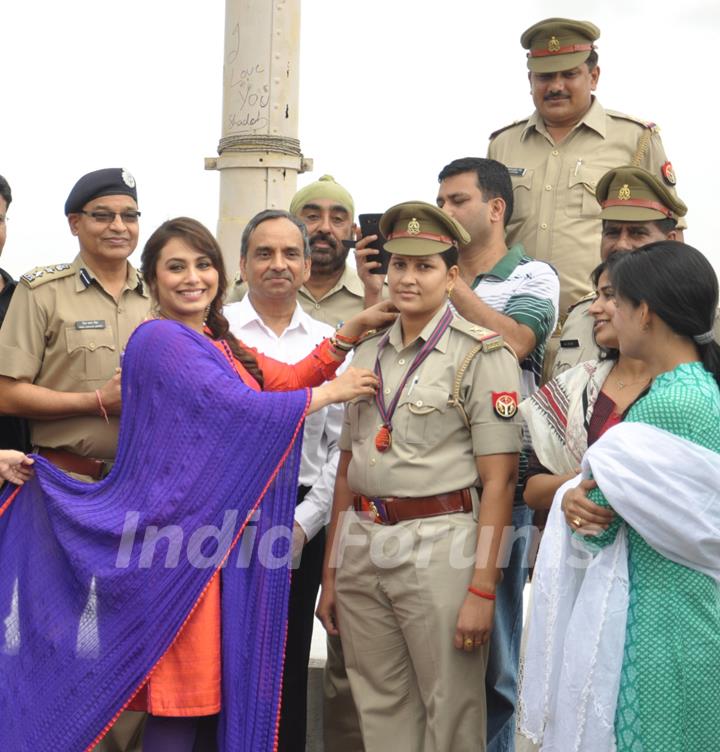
[289,174,354,218]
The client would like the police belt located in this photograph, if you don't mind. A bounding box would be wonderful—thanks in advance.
[353,488,473,525]
[37,447,110,480]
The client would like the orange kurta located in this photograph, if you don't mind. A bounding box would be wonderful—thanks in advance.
[128,334,337,716]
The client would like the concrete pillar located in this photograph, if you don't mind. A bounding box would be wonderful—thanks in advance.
[206,0,311,275]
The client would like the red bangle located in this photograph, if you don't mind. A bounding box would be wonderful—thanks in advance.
[95,389,110,424]
[468,586,496,601]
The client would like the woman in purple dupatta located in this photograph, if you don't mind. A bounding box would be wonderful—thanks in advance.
[0,217,390,752]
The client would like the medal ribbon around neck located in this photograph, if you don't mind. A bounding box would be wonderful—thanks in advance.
[372,306,453,452]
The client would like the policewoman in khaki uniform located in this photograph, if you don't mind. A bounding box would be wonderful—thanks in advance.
[551,165,689,376]
[317,202,522,752]
[488,18,685,318]
[0,168,149,752]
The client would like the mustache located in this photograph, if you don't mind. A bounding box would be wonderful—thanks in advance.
[309,231,339,250]
[263,272,293,281]
[544,92,571,101]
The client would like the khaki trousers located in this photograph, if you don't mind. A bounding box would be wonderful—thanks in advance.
[334,511,488,752]
[323,633,365,751]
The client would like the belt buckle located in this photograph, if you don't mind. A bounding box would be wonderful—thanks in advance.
[369,497,387,524]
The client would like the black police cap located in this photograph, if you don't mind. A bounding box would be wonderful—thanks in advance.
[64,168,138,215]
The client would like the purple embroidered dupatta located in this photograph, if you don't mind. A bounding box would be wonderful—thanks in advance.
[0,320,308,751]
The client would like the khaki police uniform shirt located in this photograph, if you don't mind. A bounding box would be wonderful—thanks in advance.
[338,306,522,498]
[488,98,683,316]
[550,295,597,377]
[0,256,150,460]
[227,264,365,327]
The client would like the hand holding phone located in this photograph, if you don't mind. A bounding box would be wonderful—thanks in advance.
[358,213,388,276]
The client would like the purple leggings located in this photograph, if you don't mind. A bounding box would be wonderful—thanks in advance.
[143,715,198,752]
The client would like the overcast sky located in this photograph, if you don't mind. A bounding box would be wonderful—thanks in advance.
[2,0,718,280]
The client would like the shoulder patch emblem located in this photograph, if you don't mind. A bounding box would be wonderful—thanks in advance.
[661,161,676,186]
[492,391,518,419]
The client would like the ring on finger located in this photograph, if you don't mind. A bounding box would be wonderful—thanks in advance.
[463,637,474,649]
[572,516,583,527]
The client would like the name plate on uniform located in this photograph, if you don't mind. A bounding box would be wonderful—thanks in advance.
[75,320,106,330]
[507,167,526,177]
[560,339,580,349]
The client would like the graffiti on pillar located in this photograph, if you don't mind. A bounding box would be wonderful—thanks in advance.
[226,22,270,133]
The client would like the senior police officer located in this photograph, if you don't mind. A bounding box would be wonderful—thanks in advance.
[317,201,522,751]
[488,18,684,319]
[551,165,692,376]
[0,167,149,751]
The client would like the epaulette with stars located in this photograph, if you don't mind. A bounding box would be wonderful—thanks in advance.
[449,318,505,353]
[20,263,74,288]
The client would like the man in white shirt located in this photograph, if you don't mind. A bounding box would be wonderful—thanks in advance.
[225,208,343,752]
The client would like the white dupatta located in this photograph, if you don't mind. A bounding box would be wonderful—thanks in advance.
[518,422,720,751]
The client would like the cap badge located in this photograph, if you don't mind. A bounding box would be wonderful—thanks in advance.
[492,392,518,420]
[407,218,421,235]
[661,161,677,186]
[547,36,561,52]
[618,184,632,201]
[121,169,136,189]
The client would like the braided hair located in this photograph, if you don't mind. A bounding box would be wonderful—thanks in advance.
[141,217,265,389]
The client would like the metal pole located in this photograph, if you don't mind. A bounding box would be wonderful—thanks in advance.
[206,0,311,275]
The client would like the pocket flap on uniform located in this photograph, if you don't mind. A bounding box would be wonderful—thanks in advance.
[65,326,116,354]
[400,386,451,415]
[511,169,534,191]
[567,167,604,194]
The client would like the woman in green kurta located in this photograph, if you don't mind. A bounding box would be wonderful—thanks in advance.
[562,241,720,750]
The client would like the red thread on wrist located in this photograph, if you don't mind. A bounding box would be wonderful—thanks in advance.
[335,331,360,345]
[468,586,496,601]
[95,389,110,424]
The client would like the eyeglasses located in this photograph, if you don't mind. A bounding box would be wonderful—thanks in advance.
[80,210,141,225]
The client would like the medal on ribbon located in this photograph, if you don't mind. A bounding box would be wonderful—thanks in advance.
[375,425,392,452]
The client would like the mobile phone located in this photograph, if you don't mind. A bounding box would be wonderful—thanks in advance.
[359,213,389,275]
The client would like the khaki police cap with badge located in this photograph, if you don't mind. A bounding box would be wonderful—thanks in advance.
[379,201,470,256]
[521,17,600,73]
[596,166,688,222]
